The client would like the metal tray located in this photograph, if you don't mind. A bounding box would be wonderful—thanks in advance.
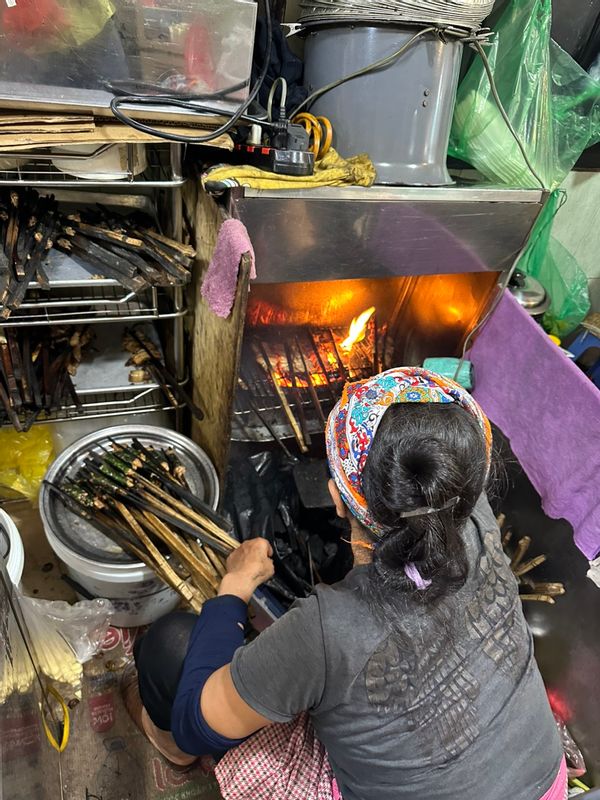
[73,322,160,396]
[0,143,184,188]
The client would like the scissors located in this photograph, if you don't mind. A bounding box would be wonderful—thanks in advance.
[292,113,333,160]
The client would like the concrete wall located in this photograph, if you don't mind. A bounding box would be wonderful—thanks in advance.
[552,171,600,311]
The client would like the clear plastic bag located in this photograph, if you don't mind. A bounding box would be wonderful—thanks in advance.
[517,189,590,336]
[449,0,600,189]
[2,591,114,703]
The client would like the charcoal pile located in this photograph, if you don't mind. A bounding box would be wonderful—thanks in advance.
[224,451,353,608]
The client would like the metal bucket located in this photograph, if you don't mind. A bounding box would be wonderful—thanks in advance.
[303,23,463,185]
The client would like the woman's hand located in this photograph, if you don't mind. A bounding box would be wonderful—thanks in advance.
[218,538,275,603]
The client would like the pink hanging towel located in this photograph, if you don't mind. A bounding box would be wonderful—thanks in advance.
[201,218,256,318]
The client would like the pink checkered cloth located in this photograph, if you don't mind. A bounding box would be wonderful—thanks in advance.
[214,715,566,800]
[214,713,341,800]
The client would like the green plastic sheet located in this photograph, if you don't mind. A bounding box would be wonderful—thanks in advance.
[449,0,600,189]
[517,190,590,336]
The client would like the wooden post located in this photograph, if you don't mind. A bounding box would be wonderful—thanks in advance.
[184,184,251,483]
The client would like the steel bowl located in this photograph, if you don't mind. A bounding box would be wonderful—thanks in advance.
[39,425,219,566]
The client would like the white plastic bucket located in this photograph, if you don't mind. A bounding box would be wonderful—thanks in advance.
[44,522,180,628]
[0,508,25,586]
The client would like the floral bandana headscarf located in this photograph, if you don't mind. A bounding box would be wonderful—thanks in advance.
[325,367,492,536]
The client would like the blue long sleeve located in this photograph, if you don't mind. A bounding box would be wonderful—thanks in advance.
[171,594,248,755]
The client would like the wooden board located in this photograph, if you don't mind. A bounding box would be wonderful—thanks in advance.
[0,118,233,151]
[185,184,250,483]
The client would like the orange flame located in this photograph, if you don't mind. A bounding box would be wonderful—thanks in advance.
[340,307,375,353]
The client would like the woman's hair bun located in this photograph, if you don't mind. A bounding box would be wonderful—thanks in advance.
[361,403,488,602]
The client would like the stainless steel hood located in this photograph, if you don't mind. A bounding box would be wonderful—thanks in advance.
[228,185,546,284]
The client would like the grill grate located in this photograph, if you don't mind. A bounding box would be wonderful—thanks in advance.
[232,321,381,444]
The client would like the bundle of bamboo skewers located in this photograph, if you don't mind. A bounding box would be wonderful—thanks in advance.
[498,513,566,604]
[0,188,196,320]
[0,325,93,431]
[44,438,238,612]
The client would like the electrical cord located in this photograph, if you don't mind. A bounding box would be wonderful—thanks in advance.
[267,76,289,122]
[107,78,250,103]
[290,25,437,117]
[472,37,545,190]
[109,0,273,143]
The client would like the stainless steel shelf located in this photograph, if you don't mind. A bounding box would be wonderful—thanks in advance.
[3,284,185,326]
[32,387,181,425]
[0,142,184,187]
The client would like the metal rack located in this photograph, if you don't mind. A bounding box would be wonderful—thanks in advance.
[31,387,183,424]
[4,285,185,327]
[0,145,188,428]
[1,247,186,327]
[0,142,184,187]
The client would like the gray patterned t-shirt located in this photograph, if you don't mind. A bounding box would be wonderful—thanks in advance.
[231,495,562,800]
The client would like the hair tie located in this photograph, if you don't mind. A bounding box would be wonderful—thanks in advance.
[404,562,432,590]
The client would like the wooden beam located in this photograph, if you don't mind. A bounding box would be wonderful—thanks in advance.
[185,184,250,484]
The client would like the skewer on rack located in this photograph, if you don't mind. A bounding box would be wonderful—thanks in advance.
[253,338,308,454]
[123,326,204,420]
[0,325,92,430]
[0,189,197,321]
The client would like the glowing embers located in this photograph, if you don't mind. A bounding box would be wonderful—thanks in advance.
[251,310,379,390]
[235,310,382,446]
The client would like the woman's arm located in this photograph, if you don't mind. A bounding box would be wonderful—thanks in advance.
[200,541,277,740]
[201,664,270,739]
[170,538,275,753]
[171,538,327,755]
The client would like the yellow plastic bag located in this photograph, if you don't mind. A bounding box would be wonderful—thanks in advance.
[0,426,54,501]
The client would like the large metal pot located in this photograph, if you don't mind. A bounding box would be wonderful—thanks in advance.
[303,22,463,185]
[509,270,551,321]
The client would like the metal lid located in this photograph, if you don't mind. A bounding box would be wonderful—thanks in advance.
[39,425,220,566]
[509,271,550,314]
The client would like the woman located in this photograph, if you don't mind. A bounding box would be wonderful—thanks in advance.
[125,367,565,800]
